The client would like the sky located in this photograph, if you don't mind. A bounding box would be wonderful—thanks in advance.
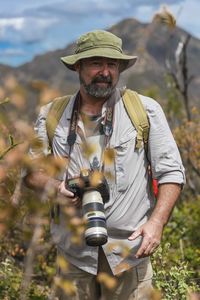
[0,0,200,66]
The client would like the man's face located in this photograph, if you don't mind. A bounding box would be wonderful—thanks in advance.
[75,57,120,98]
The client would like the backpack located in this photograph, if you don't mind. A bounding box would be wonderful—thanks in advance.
[46,89,150,151]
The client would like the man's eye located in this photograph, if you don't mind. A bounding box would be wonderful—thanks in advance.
[92,61,101,66]
[108,62,118,68]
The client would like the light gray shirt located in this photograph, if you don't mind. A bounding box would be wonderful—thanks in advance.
[31,88,185,275]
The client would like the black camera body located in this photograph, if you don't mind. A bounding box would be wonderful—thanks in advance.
[66,170,109,247]
[66,169,109,203]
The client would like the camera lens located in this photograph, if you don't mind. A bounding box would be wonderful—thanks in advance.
[82,190,108,246]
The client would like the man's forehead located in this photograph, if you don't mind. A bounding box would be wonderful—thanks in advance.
[82,57,119,62]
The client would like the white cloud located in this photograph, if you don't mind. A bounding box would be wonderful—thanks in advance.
[0,18,25,30]
[0,16,57,43]
[0,18,25,42]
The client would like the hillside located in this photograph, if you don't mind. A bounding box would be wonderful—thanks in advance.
[1,18,200,120]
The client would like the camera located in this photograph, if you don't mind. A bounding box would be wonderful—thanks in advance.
[66,169,109,247]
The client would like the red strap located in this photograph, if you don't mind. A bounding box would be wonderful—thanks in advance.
[152,179,158,198]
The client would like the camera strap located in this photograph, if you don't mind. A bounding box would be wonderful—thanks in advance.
[66,92,115,180]
[67,92,80,149]
[103,101,114,138]
[101,96,115,172]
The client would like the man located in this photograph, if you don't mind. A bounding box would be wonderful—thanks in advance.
[24,30,185,299]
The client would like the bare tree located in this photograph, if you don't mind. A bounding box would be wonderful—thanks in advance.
[166,34,193,121]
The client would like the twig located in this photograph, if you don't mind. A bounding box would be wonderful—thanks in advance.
[0,98,10,105]
[19,178,56,299]
[0,142,21,160]
[19,215,44,300]
[10,177,23,206]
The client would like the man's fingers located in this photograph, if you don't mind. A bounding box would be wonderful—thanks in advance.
[58,181,74,197]
[57,181,83,208]
[71,197,82,208]
[136,239,160,258]
[128,229,142,241]
[135,239,150,258]
[148,241,160,255]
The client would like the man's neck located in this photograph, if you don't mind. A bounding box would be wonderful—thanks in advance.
[79,91,107,116]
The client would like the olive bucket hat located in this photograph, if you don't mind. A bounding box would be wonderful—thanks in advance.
[61,30,137,72]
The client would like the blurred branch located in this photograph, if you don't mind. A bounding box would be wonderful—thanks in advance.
[153,5,176,28]
[11,177,23,206]
[167,70,182,92]
[0,134,22,160]
[0,143,20,160]
[0,98,9,105]
[19,214,44,300]
[166,34,192,121]
[19,180,54,299]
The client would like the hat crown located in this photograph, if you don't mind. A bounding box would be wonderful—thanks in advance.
[75,30,122,54]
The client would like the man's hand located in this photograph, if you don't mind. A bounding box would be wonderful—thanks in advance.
[128,183,181,258]
[58,181,82,208]
[128,219,164,258]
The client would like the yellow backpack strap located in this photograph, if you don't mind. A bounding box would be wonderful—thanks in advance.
[46,95,71,148]
[122,89,149,151]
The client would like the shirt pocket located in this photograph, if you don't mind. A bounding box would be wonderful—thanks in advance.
[113,128,137,192]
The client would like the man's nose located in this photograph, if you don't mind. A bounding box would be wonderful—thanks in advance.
[99,64,110,76]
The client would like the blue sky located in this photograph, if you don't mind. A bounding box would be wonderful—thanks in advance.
[0,0,199,66]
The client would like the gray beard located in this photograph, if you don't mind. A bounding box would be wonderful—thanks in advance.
[84,83,113,98]
[80,76,116,98]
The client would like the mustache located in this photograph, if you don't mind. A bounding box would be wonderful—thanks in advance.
[92,75,112,84]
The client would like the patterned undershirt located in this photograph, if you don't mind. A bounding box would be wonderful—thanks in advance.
[80,112,104,171]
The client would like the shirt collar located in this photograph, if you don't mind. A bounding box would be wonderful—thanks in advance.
[66,88,121,122]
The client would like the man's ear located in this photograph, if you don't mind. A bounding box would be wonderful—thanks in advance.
[74,61,81,72]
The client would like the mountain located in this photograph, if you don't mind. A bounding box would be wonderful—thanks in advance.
[1,18,200,121]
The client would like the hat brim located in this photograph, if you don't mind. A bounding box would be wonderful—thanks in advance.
[60,47,137,72]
